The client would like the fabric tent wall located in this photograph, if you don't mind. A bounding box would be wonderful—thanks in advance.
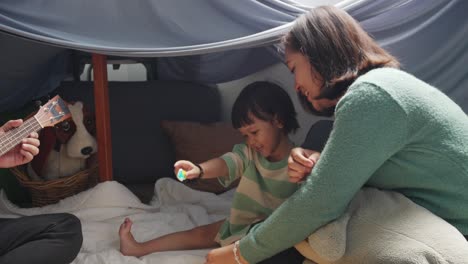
[0,0,305,56]
[0,0,467,112]
[352,0,468,111]
[0,0,306,112]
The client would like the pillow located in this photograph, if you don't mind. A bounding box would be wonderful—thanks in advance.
[160,120,243,193]
[295,187,468,263]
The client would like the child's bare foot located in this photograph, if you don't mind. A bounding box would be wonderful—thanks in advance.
[119,218,145,257]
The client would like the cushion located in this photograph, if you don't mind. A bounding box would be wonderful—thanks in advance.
[160,120,243,193]
[295,187,468,263]
[301,120,334,152]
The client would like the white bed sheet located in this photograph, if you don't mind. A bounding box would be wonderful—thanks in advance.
[3,178,465,264]
[0,178,234,264]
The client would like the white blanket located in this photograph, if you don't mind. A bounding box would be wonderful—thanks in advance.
[1,180,467,264]
[0,179,233,264]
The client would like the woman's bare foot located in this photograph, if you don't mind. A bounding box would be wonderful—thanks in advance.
[119,218,146,257]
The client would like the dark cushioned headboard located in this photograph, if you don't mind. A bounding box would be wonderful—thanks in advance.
[301,120,334,152]
[55,81,221,184]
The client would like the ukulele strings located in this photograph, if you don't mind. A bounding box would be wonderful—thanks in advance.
[0,100,67,153]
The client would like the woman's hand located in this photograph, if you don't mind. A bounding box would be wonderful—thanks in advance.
[288,147,320,183]
[174,160,201,179]
[205,243,249,264]
[0,119,40,168]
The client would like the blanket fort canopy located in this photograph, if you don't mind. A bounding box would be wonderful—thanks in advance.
[0,0,466,111]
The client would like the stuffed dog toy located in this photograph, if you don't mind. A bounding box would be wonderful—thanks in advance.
[28,101,98,181]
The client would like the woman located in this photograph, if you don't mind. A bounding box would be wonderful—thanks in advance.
[205,5,468,264]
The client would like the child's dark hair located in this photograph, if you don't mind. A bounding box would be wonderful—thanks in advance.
[231,81,299,134]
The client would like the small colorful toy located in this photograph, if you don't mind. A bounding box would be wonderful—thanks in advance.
[177,168,187,182]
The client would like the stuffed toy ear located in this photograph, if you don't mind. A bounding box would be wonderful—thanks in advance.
[55,118,76,144]
[30,127,57,177]
[54,101,76,144]
[82,105,96,136]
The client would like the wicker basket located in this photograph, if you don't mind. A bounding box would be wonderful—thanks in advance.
[10,164,98,207]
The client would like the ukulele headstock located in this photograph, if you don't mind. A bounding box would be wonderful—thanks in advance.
[34,95,71,128]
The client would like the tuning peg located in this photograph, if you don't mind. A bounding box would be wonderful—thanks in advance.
[34,100,42,109]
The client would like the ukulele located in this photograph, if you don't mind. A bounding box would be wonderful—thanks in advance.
[0,95,71,156]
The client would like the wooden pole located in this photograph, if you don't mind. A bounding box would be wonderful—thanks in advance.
[92,53,113,181]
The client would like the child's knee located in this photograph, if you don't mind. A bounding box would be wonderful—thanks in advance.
[190,224,218,242]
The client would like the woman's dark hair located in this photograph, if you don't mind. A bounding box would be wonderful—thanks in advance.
[283,6,400,102]
[231,81,299,134]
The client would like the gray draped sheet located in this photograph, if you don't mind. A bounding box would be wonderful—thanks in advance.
[0,0,466,112]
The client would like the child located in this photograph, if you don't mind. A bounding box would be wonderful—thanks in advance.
[119,81,304,260]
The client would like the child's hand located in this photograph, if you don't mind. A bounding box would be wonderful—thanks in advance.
[174,160,202,180]
[287,147,320,183]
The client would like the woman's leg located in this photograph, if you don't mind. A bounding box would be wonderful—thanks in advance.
[119,218,224,257]
[257,246,304,264]
[247,221,304,264]
[0,213,83,264]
